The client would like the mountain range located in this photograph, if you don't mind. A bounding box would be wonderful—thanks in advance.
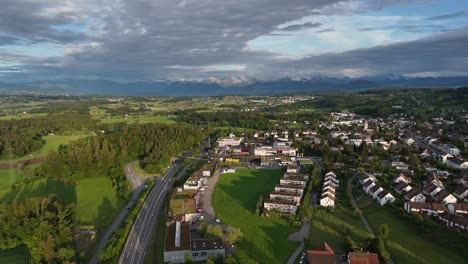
[1,75,467,96]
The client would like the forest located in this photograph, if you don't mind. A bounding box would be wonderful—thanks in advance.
[37,123,206,197]
[0,197,75,263]
[176,111,271,129]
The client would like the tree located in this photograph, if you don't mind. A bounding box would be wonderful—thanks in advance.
[225,256,237,264]
[227,227,243,245]
[184,252,193,264]
[378,224,390,240]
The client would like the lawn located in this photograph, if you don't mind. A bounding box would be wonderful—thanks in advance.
[306,207,369,253]
[212,169,300,264]
[0,134,89,162]
[0,245,29,264]
[75,176,126,227]
[99,115,176,124]
[0,175,125,228]
[360,199,467,264]
[0,169,31,192]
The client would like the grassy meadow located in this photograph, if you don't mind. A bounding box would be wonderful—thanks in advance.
[212,169,299,264]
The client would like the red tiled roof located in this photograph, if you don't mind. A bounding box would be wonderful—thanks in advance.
[348,252,379,264]
[307,242,335,264]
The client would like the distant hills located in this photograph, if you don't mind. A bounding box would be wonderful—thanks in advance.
[1,75,468,96]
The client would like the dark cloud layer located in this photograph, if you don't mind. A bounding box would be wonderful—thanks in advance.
[1,0,467,81]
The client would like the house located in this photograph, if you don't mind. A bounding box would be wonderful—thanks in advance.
[391,161,409,170]
[284,173,309,181]
[425,174,444,189]
[433,190,457,205]
[263,199,298,214]
[438,212,468,232]
[394,172,412,184]
[394,182,412,194]
[439,144,461,156]
[453,186,468,201]
[164,222,225,263]
[423,184,442,197]
[404,202,448,216]
[183,172,204,190]
[404,189,426,203]
[325,171,337,181]
[269,191,302,205]
[369,184,383,199]
[307,242,336,264]
[454,172,468,186]
[347,252,379,264]
[357,173,376,185]
[200,162,217,177]
[323,178,339,188]
[446,157,468,169]
[376,190,396,206]
[447,203,468,215]
[361,180,374,194]
[320,193,336,208]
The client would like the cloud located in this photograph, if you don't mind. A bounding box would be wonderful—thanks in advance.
[264,27,468,78]
[1,0,467,82]
[277,22,322,32]
[423,11,467,20]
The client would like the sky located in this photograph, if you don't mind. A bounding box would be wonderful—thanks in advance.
[1,0,467,82]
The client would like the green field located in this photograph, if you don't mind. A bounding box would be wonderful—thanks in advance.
[360,199,467,264]
[306,207,369,253]
[0,176,125,227]
[0,245,29,264]
[99,115,176,124]
[75,176,126,226]
[0,169,31,191]
[212,169,299,264]
[0,134,89,162]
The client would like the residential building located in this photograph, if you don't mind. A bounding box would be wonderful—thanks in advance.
[376,190,396,206]
[280,177,307,188]
[447,203,468,215]
[404,189,426,203]
[394,182,412,194]
[269,191,302,205]
[183,172,204,190]
[423,184,442,197]
[307,242,336,264]
[363,180,376,193]
[438,212,468,232]
[168,198,200,223]
[369,184,383,199]
[446,157,468,169]
[394,172,412,184]
[453,186,468,201]
[164,222,225,263]
[433,190,457,205]
[425,174,444,189]
[357,173,376,185]
[274,184,304,195]
[320,193,336,208]
[404,202,448,216]
[263,199,298,214]
[347,252,379,264]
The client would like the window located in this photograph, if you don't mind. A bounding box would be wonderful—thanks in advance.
[201,252,207,256]
[192,252,199,257]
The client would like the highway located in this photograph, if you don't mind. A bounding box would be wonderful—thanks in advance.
[118,141,207,264]
[118,163,180,264]
[89,163,145,264]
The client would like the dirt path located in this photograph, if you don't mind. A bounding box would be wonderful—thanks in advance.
[347,175,374,237]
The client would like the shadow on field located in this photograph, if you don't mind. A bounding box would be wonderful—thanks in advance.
[1,178,77,205]
[95,197,117,227]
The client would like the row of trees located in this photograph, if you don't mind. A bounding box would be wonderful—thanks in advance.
[0,197,75,263]
[176,111,271,129]
[38,123,206,197]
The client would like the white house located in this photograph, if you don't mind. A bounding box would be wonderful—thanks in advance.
[453,186,468,201]
[404,189,426,203]
[394,173,412,184]
[363,180,376,194]
[264,199,298,214]
[423,184,442,197]
[376,190,395,206]
[447,203,468,215]
[320,193,336,208]
[446,157,468,169]
[183,172,204,190]
[394,182,412,194]
[425,174,444,189]
[369,184,384,199]
[358,173,376,185]
[434,190,457,205]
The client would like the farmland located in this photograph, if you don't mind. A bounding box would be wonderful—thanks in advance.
[212,169,299,264]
